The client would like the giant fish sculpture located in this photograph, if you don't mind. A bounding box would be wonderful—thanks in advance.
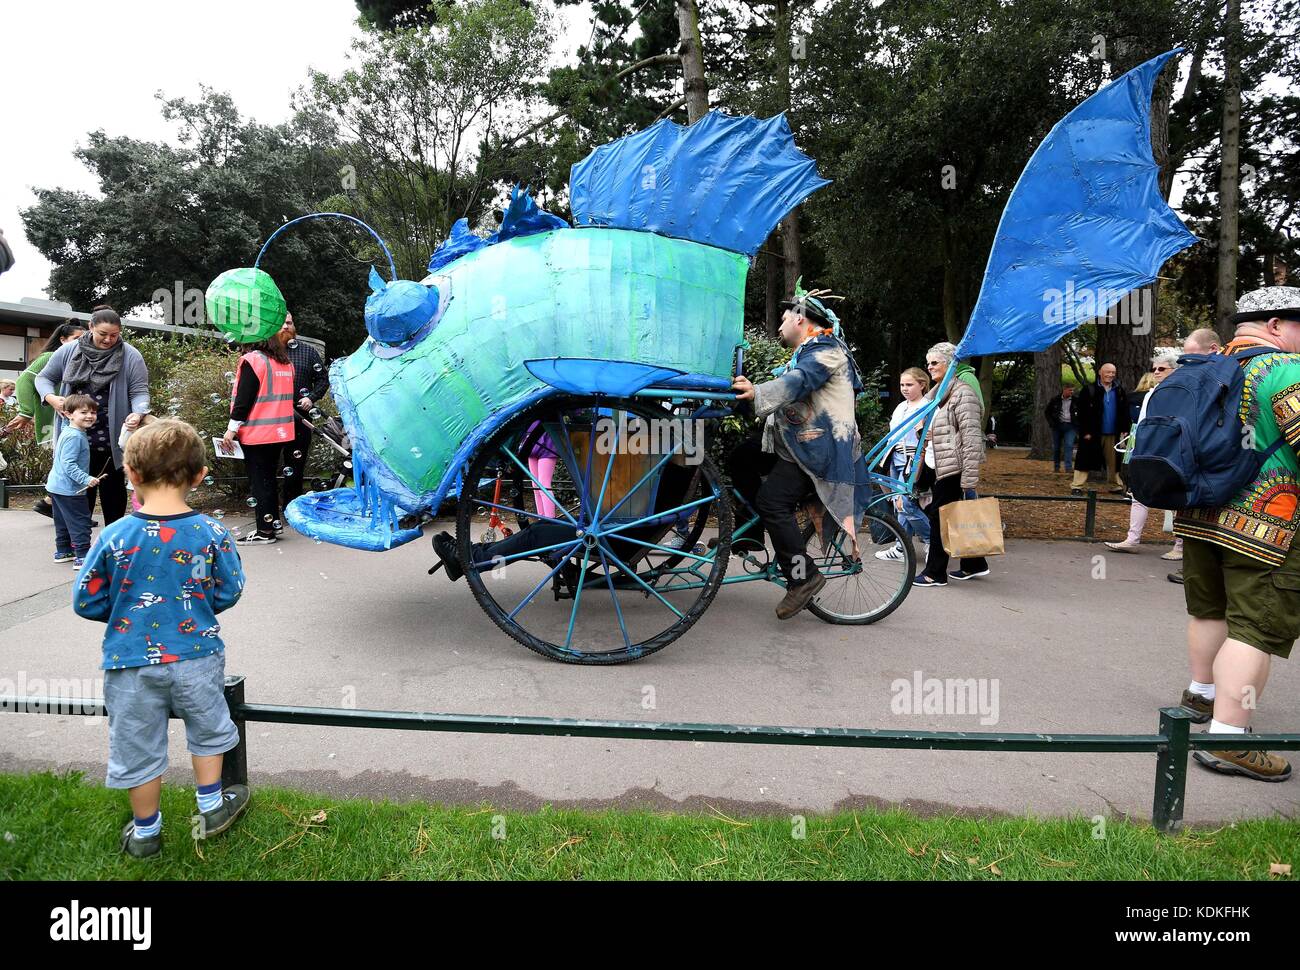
[273,111,830,550]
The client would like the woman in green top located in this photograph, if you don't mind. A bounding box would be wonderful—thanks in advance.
[2,321,85,517]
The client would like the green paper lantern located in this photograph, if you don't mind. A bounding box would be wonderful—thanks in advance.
[205,267,287,343]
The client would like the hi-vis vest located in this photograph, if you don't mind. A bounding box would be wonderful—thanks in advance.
[233,352,295,444]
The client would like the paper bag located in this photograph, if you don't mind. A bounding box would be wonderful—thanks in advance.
[940,497,1005,558]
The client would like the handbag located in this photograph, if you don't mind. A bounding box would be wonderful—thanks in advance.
[939,496,1005,557]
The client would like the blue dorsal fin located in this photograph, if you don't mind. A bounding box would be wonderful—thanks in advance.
[568,110,830,256]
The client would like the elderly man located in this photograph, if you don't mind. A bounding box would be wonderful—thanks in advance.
[730,285,865,620]
[1071,362,1131,493]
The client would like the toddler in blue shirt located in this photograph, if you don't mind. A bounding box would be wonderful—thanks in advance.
[74,418,250,858]
[46,393,103,565]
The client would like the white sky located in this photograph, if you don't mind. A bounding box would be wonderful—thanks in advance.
[0,0,589,304]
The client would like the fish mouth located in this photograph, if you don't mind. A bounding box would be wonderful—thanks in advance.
[283,371,424,551]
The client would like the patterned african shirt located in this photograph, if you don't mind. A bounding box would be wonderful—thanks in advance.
[1174,341,1300,565]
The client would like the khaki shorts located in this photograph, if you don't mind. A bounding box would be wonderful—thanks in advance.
[1182,537,1300,659]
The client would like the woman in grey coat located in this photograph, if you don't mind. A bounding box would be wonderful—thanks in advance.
[914,341,988,588]
[36,308,150,525]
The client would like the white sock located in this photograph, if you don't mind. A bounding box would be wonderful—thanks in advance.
[1187,680,1215,700]
[1209,719,1246,734]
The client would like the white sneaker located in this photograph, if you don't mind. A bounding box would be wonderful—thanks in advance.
[874,543,905,562]
[1104,540,1140,553]
[1161,548,1183,561]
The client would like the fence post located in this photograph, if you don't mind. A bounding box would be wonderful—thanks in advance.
[0,477,7,510]
[1152,707,1192,834]
[222,675,249,787]
[1083,489,1098,539]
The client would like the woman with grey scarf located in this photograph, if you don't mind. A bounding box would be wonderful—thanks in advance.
[36,308,150,525]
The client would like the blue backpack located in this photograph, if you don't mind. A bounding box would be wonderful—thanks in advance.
[1125,348,1284,510]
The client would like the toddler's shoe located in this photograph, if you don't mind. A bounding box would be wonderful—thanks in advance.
[53,551,74,564]
[120,820,162,859]
[196,784,251,839]
[72,557,85,568]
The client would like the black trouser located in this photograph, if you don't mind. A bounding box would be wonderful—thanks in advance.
[727,433,775,549]
[923,473,989,580]
[85,447,127,525]
[281,422,312,507]
[757,457,820,585]
[242,442,283,537]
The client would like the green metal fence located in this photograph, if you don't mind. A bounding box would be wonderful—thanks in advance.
[7,676,1299,834]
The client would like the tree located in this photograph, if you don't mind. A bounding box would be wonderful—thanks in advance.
[20,89,371,354]
[1216,0,1244,329]
[305,0,555,279]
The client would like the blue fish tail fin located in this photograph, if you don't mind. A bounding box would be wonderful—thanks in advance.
[568,110,830,255]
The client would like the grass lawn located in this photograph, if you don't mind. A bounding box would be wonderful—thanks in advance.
[0,771,1296,880]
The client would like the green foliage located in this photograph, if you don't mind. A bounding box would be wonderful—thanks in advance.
[306,0,555,279]
[0,336,342,502]
[0,403,52,486]
[20,90,370,355]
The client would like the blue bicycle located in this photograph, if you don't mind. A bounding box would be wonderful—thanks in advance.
[454,390,919,664]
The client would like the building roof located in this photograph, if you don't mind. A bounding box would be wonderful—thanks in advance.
[0,298,210,337]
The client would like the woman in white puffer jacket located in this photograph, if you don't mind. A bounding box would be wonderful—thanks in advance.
[914,342,988,588]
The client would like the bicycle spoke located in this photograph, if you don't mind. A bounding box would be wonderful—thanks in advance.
[507,540,585,620]
[597,547,632,652]
[599,545,685,619]
[564,545,594,651]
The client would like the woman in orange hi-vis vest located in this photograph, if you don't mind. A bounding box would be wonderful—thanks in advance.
[221,336,296,544]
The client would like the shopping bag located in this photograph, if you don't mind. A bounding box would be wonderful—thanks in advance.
[940,497,1004,558]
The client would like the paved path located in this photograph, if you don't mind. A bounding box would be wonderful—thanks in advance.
[2,508,1297,825]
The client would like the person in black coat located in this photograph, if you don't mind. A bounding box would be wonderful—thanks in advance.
[1071,362,1131,493]
[278,313,329,511]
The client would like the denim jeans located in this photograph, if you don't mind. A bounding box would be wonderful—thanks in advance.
[888,453,930,542]
[1051,425,1076,471]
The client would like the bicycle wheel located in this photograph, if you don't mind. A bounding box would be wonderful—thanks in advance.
[802,509,914,624]
[457,395,731,664]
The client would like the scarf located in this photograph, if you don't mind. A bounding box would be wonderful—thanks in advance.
[62,331,125,394]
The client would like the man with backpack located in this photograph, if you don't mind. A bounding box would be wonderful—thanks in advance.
[1131,286,1300,783]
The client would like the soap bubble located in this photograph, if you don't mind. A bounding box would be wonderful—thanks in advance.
[209,394,221,404]
[292,450,302,459]
[299,388,308,397]
[273,519,282,530]
[313,363,323,372]
[246,497,257,507]
[282,467,293,477]
[314,537,322,544]
[169,396,180,407]
[230,526,241,537]
[410,447,423,459]
[213,509,225,519]
[224,372,235,383]
[203,475,213,485]
[287,339,299,349]
[343,460,353,470]
[309,409,322,420]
